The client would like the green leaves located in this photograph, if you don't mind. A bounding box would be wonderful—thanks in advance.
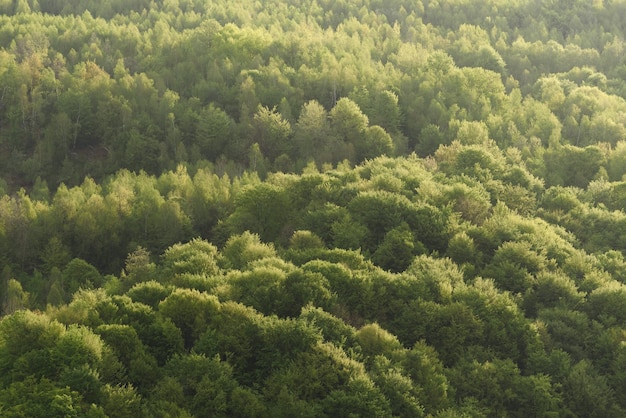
[6,2,626,416]
[161,238,221,277]
[159,288,220,349]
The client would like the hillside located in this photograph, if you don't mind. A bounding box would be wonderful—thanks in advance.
[2,0,626,416]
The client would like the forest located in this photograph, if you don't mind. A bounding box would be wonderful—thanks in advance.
[3,0,626,416]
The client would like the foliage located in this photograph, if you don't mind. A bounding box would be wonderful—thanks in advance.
[3,0,626,415]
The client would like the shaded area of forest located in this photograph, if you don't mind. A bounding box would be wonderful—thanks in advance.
[3,0,626,416]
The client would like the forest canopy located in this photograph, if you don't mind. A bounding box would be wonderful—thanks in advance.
[3,0,626,416]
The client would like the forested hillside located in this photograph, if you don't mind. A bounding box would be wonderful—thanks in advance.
[3,0,626,416]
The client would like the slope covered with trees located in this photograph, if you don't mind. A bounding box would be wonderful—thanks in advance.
[3,0,626,416]
[3,0,626,188]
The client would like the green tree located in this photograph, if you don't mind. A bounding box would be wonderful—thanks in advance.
[278,269,334,317]
[225,183,291,243]
[63,258,102,296]
[299,306,358,350]
[368,355,425,417]
[0,310,64,384]
[329,97,369,162]
[0,376,97,418]
[95,324,159,391]
[252,105,293,162]
[227,264,288,315]
[544,145,606,188]
[289,230,325,251]
[161,238,221,277]
[247,142,269,178]
[449,358,562,417]
[482,241,547,294]
[195,103,233,160]
[159,288,220,349]
[564,360,622,417]
[356,125,394,162]
[220,231,277,271]
[3,279,29,315]
[160,353,263,417]
[126,281,172,309]
[120,247,157,293]
[46,268,66,307]
[371,223,423,273]
[607,141,626,181]
[100,384,144,418]
[293,100,337,165]
[355,323,402,360]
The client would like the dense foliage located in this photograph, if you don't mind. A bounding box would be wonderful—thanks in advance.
[3,0,626,189]
[3,0,626,416]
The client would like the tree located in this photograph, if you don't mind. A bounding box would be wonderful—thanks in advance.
[252,106,292,162]
[608,141,626,181]
[329,97,369,162]
[120,247,157,292]
[126,281,172,309]
[225,183,291,243]
[299,306,358,350]
[158,288,220,349]
[247,142,269,178]
[454,278,539,366]
[0,376,97,418]
[220,231,277,271]
[585,281,626,324]
[369,90,403,136]
[264,341,383,414]
[348,191,449,253]
[356,125,394,162]
[100,384,143,418]
[368,355,425,417]
[320,375,393,417]
[563,360,622,417]
[95,323,159,390]
[54,326,106,401]
[390,341,448,413]
[3,279,29,315]
[371,223,423,272]
[544,145,606,188]
[47,268,66,307]
[537,308,599,363]
[161,238,221,277]
[38,112,72,179]
[522,271,585,317]
[449,25,505,73]
[278,269,334,317]
[95,324,144,371]
[0,310,64,384]
[124,129,161,174]
[63,258,102,296]
[188,168,233,234]
[355,323,402,360]
[160,353,260,417]
[482,241,547,294]
[330,213,369,250]
[448,358,562,417]
[288,230,325,251]
[226,264,288,315]
[293,100,337,165]
[195,103,233,160]
[0,309,110,411]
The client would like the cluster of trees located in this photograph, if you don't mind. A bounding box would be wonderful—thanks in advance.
[3,154,626,415]
[3,0,626,416]
[2,0,626,189]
